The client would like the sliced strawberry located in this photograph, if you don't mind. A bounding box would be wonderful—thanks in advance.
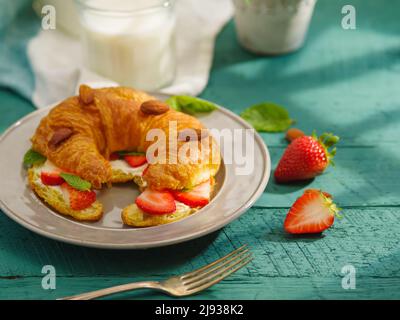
[135,189,176,215]
[124,155,147,168]
[172,180,212,208]
[284,189,340,234]
[304,189,332,199]
[61,183,96,211]
[41,171,64,186]
[109,153,119,161]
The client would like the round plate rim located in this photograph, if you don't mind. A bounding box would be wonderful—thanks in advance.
[0,102,271,249]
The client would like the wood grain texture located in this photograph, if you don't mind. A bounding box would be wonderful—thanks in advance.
[1,0,400,299]
[260,146,400,208]
[0,208,399,299]
[1,277,399,300]
[0,89,34,132]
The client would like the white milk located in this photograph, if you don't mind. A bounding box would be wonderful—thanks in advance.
[77,0,176,91]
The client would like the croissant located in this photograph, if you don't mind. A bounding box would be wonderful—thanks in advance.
[31,85,221,190]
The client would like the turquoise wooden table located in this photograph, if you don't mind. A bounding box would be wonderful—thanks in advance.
[0,0,399,299]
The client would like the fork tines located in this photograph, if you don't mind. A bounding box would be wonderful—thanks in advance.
[181,245,252,293]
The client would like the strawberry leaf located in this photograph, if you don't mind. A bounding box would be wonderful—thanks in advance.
[240,102,293,132]
[317,132,340,165]
[23,149,46,168]
[60,173,91,191]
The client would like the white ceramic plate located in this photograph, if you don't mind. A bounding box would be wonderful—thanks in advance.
[0,99,270,249]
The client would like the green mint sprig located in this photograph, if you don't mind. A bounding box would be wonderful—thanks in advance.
[60,173,92,191]
[117,151,146,157]
[23,149,46,168]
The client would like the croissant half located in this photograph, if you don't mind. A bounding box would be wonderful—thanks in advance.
[31,85,221,191]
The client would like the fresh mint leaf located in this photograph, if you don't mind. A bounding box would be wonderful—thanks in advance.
[23,149,46,168]
[166,96,218,115]
[240,102,293,132]
[165,96,182,112]
[60,173,91,191]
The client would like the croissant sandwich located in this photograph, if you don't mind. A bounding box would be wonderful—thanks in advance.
[26,85,221,226]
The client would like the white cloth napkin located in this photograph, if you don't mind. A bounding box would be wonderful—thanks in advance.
[28,0,233,108]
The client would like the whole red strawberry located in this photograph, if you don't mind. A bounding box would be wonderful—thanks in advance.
[275,132,339,183]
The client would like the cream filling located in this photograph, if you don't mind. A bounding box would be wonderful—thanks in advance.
[33,160,69,203]
[34,159,60,174]
[111,160,148,175]
[33,160,191,214]
[174,200,192,214]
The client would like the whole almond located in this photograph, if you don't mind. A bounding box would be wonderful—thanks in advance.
[48,127,73,149]
[178,128,209,142]
[285,128,305,143]
[140,100,170,115]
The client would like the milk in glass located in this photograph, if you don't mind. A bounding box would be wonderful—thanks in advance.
[77,0,176,91]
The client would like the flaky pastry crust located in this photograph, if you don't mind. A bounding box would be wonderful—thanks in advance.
[31,85,221,190]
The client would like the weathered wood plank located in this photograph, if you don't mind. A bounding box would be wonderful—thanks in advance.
[0,276,399,300]
[1,0,400,300]
[205,1,400,148]
[0,90,34,133]
[258,146,400,207]
[1,207,399,283]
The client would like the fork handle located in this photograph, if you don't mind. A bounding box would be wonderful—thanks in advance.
[58,281,162,300]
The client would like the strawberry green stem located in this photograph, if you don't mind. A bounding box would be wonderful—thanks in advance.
[314,132,340,166]
[321,192,343,219]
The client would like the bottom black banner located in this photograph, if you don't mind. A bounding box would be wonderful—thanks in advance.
[1,300,398,318]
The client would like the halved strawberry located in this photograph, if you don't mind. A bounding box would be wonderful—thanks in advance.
[136,189,176,215]
[124,155,147,168]
[172,179,212,208]
[304,189,332,199]
[284,189,340,234]
[109,153,119,161]
[41,171,64,186]
[61,183,96,211]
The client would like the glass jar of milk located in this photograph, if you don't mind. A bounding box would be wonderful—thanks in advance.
[75,0,176,91]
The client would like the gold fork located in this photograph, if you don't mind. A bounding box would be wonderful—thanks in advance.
[58,245,252,300]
